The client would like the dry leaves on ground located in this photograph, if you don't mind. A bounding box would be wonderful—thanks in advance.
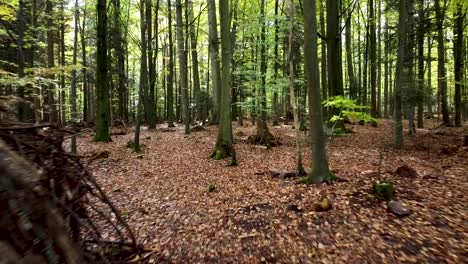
[72,119,468,263]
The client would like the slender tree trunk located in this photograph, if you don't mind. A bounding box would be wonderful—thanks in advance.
[60,2,66,125]
[45,0,56,122]
[453,3,464,127]
[327,0,344,98]
[188,0,201,121]
[167,0,175,127]
[70,0,79,153]
[16,0,26,121]
[147,0,157,128]
[416,0,425,128]
[208,0,221,125]
[94,0,112,142]
[80,6,88,123]
[176,0,190,134]
[113,0,128,123]
[345,11,356,100]
[407,0,416,135]
[427,36,433,117]
[370,0,377,119]
[320,0,327,119]
[304,0,330,183]
[272,0,280,126]
[254,0,273,146]
[384,19,389,118]
[288,0,304,175]
[435,0,450,125]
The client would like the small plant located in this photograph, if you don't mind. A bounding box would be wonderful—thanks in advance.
[207,183,217,193]
[372,181,394,200]
[322,96,378,134]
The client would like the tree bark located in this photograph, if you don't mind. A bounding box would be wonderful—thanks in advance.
[211,0,236,165]
[304,0,330,183]
[435,0,450,125]
[453,3,464,127]
[208,0,221,125]
[167,0,175,127]
[176,0,190,134]
[94,0,112,142]
[393,0,408,149]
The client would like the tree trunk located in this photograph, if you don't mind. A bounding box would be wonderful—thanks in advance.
[407,0,416,136]
[208,0,221,125]
[94,0,112,142]
[79,4,88,123]
[211,0,236,165]
[384,18,389,118]
[272,0,280,126]
[167,0,175,127]
[370,0,377,119]
[45,0,56,123]
[320,0,327,119]
[435,0,450,125]
[176,0,190,134]
[394,0,408,149]
[453,3,464,127]
[304,0,330,183]
[188,0,201,121]
[288,0,304,175]
[254,0,273,146]
[70,0,79,153]
[147,0,157,128]
[113,0,128,123]
[345,10,356,100]
[416,0,425,128]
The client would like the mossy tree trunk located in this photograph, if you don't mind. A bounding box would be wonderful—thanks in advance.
[211,0,236,165]
[94,0,112,142]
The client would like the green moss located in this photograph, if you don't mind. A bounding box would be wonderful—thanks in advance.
[298,176,314,184]
[207,183,217,193]
[372,181,394,200]
[327,171,338,182]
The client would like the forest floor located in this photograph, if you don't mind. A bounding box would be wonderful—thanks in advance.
[74,119,467,263]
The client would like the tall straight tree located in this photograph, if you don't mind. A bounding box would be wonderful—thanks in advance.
[134,0,148,152]
[176,0,190,134]
[188,0,201,121]
[393,0,408,149]
[146,0,156,128]
[70,0,79,153]
[303,0,330,183]
[113,0,128,122]
[94,0,112,142]
[167,0,175,127]
[211,0,236,164]
[327,0,344,130]
[453,2,465,127]
[288,0,304,176]
[45,0,56,122]
[272,0,280,126]
[208,0,221,124]
[416,0,425,128]
[435,0,450,125]
[370,0,377,118]
[253,0,273,146]
[345,10,356,100]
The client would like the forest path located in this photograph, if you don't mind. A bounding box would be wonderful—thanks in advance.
[76,120,467,263]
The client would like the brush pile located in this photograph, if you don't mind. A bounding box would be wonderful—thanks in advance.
[0,97,145,263]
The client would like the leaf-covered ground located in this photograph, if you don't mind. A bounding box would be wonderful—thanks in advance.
[75,120,467,263]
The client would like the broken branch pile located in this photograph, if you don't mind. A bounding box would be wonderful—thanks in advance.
[0,123,140,263]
